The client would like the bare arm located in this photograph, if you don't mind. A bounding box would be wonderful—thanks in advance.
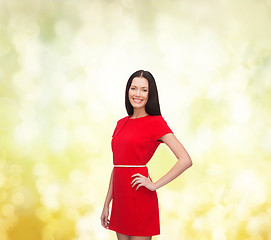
[104,169,113,206]
[100,169,114,228]
[131,133,192,191]
[153,133,192,190]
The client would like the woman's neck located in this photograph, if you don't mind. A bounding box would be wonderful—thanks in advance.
[130,109,148,118]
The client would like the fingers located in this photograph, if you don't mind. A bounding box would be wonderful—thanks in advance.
[101,216,110,228]
[131,175,143,185]
[100,210,110,229]
[131,173,147,189]
[131,176,140,186]
[131,173,155,191]
[131,177,139,188]
[136,183,143,190]
[104,219,110,228]
[131,173,144,178]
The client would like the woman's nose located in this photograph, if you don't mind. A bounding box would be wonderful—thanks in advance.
[135,89,141,96]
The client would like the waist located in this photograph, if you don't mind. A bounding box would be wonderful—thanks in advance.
[114,165,146,167]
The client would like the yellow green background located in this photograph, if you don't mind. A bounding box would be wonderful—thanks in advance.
[0,0,271,239]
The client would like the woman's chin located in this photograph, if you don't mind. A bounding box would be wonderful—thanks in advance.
[132,104,146,109]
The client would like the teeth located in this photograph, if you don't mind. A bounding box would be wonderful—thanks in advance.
[134,99,142,103]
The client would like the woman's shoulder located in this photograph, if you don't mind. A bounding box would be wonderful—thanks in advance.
[148,114,165,121]
[116,115,130,124]
[145,114,167,125]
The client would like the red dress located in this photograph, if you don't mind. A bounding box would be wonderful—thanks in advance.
[108,114,173,236]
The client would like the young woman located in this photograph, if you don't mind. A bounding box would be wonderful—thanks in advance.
[101,70,192,240]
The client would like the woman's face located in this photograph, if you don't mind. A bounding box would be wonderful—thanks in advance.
[128,77,149,110]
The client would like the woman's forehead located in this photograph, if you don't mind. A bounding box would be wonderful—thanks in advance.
[131,77,148,87]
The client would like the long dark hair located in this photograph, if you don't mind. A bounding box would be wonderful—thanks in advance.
[125,70,161,116]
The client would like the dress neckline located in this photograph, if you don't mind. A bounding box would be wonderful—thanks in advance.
[128,114,150,120]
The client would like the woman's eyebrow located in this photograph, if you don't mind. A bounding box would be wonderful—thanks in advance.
[131,85,148,89]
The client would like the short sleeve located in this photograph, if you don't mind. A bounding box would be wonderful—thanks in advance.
[112,116,129,138]
[112,124,117,138]
[152,115,173,143]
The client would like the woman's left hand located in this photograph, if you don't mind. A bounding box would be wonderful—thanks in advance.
[131,173,156,191]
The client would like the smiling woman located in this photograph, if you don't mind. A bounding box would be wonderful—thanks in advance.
[125,70,162,119]
[100,70,192,240]
[128,77,149,117]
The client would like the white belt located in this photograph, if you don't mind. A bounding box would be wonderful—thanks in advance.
[114,165,146,167]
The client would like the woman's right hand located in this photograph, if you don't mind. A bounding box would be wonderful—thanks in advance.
[100,205,110,229]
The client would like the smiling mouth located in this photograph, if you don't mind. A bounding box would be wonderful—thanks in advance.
[133,98,143,103]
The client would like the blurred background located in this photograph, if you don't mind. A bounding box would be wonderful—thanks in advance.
[0,0,271,239]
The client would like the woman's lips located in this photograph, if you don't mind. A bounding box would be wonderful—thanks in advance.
[133,98,143,103]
